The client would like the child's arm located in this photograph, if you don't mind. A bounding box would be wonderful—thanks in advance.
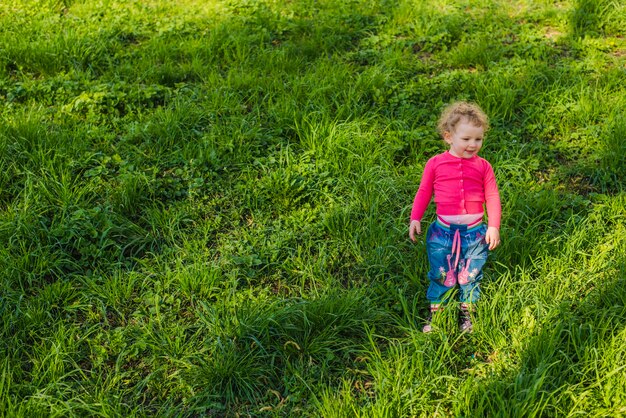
[483,161,501,250]
[409,159,435,241]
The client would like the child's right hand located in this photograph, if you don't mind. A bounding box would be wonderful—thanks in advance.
[409,220,421,242]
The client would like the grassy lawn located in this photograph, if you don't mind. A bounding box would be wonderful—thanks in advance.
[1,0,625,416]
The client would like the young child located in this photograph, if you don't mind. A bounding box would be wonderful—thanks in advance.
[409,101,501,333]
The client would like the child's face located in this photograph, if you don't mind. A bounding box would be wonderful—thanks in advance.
[444,120,485,159]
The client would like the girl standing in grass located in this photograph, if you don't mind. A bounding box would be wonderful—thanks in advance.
[409,102,501,333]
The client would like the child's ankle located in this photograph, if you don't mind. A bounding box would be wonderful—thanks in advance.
[430,303,442,312]
[460,302,473,312]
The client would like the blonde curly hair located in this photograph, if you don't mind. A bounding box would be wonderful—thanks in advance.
[437,102,489,138]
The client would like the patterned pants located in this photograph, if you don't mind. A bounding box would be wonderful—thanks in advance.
[425,220,490,303]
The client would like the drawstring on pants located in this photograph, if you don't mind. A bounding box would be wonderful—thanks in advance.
[444,228,472,287]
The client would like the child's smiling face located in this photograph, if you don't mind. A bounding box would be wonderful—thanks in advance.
[444,119,485,159]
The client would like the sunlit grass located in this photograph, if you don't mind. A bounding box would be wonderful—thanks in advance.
[0,0,625,415]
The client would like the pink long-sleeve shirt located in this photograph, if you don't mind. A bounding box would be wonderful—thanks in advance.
[410,151,502,228]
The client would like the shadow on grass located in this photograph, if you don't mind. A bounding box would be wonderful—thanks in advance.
[2,0,626,415]
[468,251,626,415]
[179,287,391,414]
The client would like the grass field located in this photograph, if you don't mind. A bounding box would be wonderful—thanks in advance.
[1,0,625,416]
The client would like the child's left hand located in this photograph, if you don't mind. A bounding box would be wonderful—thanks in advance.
[485,227,501,250]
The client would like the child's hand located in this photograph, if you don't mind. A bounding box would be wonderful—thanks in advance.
[485,226,500,250]
[409,220,421,242]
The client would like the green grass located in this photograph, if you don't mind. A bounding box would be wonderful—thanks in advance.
[1,0,625,416]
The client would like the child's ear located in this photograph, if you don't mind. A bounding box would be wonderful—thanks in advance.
[443,131,452,143]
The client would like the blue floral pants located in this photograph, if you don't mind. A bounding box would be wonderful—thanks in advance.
[425,221,490,304]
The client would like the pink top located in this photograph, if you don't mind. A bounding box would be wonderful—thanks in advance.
[410,151,501,228]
